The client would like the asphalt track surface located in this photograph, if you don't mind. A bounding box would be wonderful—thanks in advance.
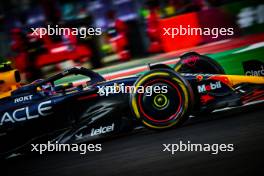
[3,102,264,176]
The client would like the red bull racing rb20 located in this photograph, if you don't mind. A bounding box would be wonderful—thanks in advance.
[0,53,263,158]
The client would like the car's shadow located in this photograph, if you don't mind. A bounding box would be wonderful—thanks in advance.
[3,101,264,163]
[185,101,264,127]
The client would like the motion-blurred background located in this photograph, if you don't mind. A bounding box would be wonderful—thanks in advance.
[0,0,263,81]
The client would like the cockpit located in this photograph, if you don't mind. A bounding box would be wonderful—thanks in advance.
[11,67,105,96]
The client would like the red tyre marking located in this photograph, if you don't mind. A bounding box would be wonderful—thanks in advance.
[137,78,183,123]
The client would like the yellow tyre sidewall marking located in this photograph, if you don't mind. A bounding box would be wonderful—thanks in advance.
[131,71,189,129]
[132,72,169,119]
[174,64,182,72]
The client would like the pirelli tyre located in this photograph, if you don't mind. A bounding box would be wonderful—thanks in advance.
[130,69,194,130]
[174,52,225,74]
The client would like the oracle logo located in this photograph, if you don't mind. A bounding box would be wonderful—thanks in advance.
[0,100,53,126]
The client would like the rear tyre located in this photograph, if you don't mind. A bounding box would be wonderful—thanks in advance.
[130,69,193,130]
[174,52,225,74]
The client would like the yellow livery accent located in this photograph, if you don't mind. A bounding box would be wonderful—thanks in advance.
[225,75,264,86]
[0,69,21,99]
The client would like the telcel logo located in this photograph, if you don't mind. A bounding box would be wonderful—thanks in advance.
[91,123,115,136]
[197,81,222,93]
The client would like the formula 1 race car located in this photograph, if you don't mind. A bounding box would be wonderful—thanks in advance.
[0,58,263,158]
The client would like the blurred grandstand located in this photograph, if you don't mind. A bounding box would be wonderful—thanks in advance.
[0,0,263,81]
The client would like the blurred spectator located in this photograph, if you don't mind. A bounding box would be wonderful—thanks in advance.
[106,10,131,61]
[146,2,163,53]
[11,15,43,81]
[41,0,61,24]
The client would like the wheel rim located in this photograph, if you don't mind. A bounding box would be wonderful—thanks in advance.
[137,79,183,123]
[153,94,169,109]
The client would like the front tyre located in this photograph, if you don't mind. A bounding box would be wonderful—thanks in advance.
[130,69,193,130]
